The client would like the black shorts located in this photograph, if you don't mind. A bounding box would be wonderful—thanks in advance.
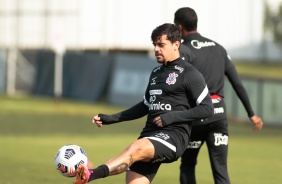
[129,129,190,182]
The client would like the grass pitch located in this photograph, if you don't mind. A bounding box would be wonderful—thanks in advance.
[0,95,281,184]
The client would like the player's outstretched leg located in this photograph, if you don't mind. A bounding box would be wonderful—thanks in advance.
[74,164,93,184]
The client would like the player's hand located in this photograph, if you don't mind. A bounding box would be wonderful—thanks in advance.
[153,116,163,127]
[250,115,263,131]
[92,115,103,127]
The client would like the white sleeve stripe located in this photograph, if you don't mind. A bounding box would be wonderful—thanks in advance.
[143,95,150,107]
[145,137,176,152]
[196,85,209,105]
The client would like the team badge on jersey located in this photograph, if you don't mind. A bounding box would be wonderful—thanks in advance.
[166,72,178,85]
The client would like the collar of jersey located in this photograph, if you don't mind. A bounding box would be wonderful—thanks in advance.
[163,57,182,68]
[183,32,201,43]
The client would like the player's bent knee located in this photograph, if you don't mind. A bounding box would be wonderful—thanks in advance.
[129,138,155,162]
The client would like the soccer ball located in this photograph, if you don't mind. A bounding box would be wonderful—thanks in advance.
[54,144,88,177]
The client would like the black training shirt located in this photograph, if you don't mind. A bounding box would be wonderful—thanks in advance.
[180,33,254,118]
[100,57,213,136]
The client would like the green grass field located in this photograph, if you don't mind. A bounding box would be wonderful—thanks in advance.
[0,95,282,184]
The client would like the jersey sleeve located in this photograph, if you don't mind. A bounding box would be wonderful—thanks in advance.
[99,73,152,125]
[160,67,214,126]
[224,56,255,117]
[99,101,149,125]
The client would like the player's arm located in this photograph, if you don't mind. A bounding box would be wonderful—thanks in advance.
[93,75,152,126]
[95,101,149,126]
[225,55,263,131]
[224,56,254,117]
[159,67,214,126]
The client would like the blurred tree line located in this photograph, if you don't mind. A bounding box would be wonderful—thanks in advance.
[264,2,282,46]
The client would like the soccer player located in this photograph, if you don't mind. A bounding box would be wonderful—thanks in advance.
[174,7,264,184]
[73,23,214,184]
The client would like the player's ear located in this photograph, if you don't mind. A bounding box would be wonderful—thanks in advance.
[177,41,181,48]
[176,24,182,31]
[174,41,181,50]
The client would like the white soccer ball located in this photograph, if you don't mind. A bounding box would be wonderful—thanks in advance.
[54,144,88,177]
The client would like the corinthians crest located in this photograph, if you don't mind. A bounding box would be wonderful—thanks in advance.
[166,72,178,85]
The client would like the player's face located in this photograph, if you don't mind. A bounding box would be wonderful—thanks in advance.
[152,35,178,65]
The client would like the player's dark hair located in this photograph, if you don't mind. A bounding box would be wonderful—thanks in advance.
[174,7,198,31]
[151,23,181,43]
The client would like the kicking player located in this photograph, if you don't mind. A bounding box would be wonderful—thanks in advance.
[73,23,214,184]
[174,7,264,184]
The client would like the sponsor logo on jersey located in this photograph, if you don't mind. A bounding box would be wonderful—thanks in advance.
[166,72,178,85]
[214,133,228,146]
[155,132,170,140]
[175,65,184,73]
[187,141,202,148]
[148,91,171,110]
[191,40,216,49]
[149,90,162,95]
[214,107,224,114]
[149,102,171,110]
[149,95,156,103]
[150,77,157,85]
